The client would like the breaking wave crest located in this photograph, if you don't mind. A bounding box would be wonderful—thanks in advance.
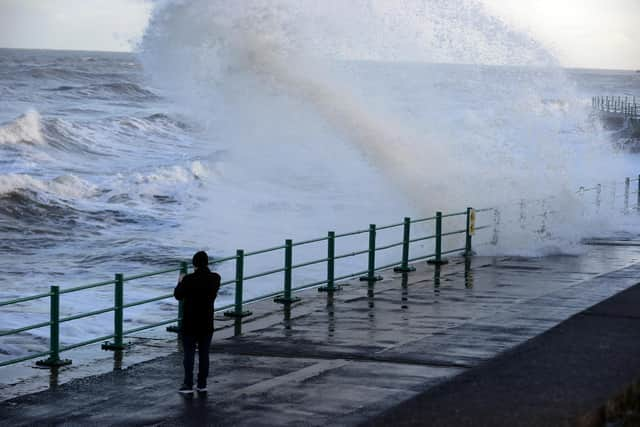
[0,161,209,248]
[47,82,159,100]
[27,67,122,82]
[119,113,189,132]
[0,110,44,145]
[0,108,189,156]
[0,110,93,151]
[0,161,209,219]
[0,173,98,199]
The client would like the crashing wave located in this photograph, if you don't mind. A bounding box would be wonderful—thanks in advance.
[0,111,97,153]
[0,110,44,145]
[47,82,159,100]
[119,112,189,132]
[0,173,98,199]
[125,161,209,190]
[96,82,158,98]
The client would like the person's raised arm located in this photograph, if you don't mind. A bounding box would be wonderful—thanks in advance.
[211,273,221,301]
[174,276,186,300]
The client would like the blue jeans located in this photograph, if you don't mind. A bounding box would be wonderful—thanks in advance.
[182,333,213,387]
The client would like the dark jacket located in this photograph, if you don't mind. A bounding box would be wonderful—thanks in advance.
[174,267,221,335]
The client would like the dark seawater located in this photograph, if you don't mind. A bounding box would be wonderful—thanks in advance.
[0,49,203,270]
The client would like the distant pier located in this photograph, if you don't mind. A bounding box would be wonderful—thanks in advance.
[592,96,640,138]
[593,95,639,119]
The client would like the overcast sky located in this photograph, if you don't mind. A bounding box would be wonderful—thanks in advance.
[481,0,640,70]
[0,0,638,70]
[0,0,152,53]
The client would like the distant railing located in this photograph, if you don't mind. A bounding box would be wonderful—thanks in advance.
[510,176,640,239]
[593,96,639,119]
[0,206,494,368]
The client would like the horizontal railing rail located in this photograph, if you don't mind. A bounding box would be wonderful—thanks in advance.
[2,174,637,369]
[0,292,53,307]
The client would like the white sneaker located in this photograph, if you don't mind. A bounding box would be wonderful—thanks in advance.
[179,384,194,394]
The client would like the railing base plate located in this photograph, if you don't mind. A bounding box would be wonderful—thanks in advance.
[427,259,449,265]
[223,310,253,318]
[394,266,416,273]
[101,341,130,351]
[273,296,301,305]
[359,275,383,282]
[318,285,343,293]
[36,357,72,368]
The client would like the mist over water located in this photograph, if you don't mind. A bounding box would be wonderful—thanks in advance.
[1,2,639,360]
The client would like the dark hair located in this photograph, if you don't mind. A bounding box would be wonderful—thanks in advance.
[192,251,209,268]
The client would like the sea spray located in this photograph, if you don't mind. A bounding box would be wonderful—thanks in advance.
[138,0,640,257]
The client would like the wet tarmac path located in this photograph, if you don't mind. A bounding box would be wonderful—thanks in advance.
[1,242,640,426]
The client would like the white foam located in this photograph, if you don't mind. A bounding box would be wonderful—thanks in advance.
[0,110,44,145]
[0,173,98,199]
[103,161,210,206]
[131,161,208,185]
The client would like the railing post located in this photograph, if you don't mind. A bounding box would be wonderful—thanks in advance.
[285,240,293,301]
[492,208,500,245]
[319,232,341,292]
[464,207,475,257]
[178,262,187,330]
[394,217,416,272]
[327,232,335,290]
[637,175,640,213]
[224,250,252,336]
[275,240,301,304]
[167,262,188,333]
[36,286,71,367]
[102,274,127,351]
[625,177,630,213]
[360,224,383,282]
[428,212,449,265]
[540,200,548,235]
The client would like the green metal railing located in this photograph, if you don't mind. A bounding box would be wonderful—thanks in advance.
[3,172,635,369]
[0,206,494,368]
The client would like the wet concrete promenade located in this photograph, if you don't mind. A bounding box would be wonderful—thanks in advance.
[2,241,640,426]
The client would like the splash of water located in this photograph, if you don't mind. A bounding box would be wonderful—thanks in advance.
[140,0,639,255]
[0,110,44,145]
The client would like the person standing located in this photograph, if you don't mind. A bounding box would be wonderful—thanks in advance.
[174,251,221,394]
